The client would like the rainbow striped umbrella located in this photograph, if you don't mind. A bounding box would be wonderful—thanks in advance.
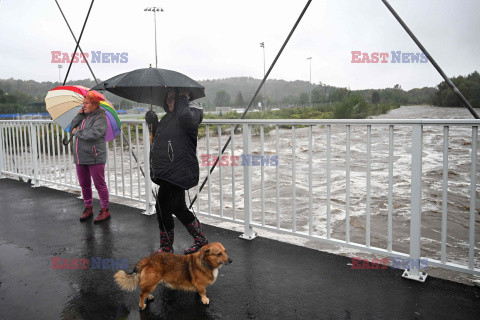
[45,85,121,142]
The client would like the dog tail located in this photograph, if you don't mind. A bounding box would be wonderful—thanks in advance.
[114,266,140,291]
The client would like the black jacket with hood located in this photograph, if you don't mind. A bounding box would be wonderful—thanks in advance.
[146,94,203,190]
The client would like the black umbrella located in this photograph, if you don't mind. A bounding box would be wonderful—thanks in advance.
[91,67,205,106]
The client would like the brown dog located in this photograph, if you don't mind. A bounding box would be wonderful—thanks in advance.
[114,242,232,309]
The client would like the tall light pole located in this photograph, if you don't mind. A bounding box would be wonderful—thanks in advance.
[260,42,266,109]
[144,7,164,68]
[307,57,312,107]
[58,64,63,83]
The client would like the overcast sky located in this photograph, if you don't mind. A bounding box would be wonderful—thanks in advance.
[1,0,479,90]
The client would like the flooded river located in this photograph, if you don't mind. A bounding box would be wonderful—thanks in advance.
[195,105,480,272]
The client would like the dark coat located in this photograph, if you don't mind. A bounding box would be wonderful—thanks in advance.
[70,108,107,165]
[146,95,203,190]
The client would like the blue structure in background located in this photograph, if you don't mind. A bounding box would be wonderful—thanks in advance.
[0,112,50,119]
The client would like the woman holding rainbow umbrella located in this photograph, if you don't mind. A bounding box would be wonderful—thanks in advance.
[45,86,121,223]
[70,90,112,222]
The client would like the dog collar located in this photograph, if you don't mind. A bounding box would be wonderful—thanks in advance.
[202,259,213,270]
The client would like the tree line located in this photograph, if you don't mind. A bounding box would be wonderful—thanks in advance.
[1,71,478,115]
[0,78,135,115]
[208,82,437,111]
[431,71,480,108]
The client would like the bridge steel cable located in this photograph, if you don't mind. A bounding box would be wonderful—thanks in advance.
[381,0,479,119]
[55,0,155,201]
[54,0,99,84]
[61,0,95,86]
[189,0,313,209]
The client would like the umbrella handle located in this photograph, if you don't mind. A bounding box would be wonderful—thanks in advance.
[147,121,153,147]
[63,134,73,146]
[149,103,153,146]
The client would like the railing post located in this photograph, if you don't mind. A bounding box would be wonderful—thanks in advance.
[30,122,39,187]
[0,122,5,179]
[142,122,154,215]
[468,126,477,270]
[239,123,257,240]
[403,123,427,282]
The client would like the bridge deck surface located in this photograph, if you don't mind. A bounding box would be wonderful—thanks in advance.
[0,178,479,320]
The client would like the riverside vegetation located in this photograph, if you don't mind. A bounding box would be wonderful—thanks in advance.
[198,93,400,138]
[1,70,478,115]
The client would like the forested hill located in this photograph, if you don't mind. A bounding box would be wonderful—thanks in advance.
[199,77,320,106]
[0,77,326,107]
[1,71,478,112]
[198,77,439,109]
[0,78,98,100]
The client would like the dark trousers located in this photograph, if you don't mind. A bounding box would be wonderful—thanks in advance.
[155,180,195,231]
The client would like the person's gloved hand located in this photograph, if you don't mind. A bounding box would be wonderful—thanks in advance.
[145,110,158,124]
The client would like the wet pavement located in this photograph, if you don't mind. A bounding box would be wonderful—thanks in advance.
[1,178,480,320]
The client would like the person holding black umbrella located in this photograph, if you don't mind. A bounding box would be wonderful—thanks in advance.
[145,88,208,254]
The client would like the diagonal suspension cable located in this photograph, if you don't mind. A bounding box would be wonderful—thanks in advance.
[55,0,154,201]
[54,0,98,84]
[62,0,95,86]
[381,0,479,119]
[189,0,313,209]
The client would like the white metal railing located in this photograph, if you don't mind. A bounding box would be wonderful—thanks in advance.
[0,118,479,279]
[0,120,151,210]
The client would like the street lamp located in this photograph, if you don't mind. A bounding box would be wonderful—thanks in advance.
[144,7,164,68]
[260,42,266,78]
[307,57,312,107]
[260,42,266,109]
[58,64,63,83]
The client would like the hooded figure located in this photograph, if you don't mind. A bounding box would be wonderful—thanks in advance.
[145,88,208,255]
[146,89,203,189]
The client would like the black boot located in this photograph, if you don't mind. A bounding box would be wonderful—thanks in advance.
[158,229,174,253]
[184,218,208,255]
